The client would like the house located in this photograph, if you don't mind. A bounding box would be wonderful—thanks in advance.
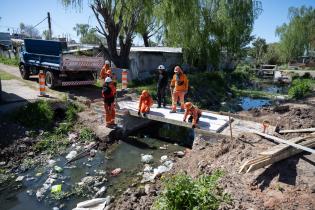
[0,32,13,58]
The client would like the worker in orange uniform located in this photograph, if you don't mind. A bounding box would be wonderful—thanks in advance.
[170,66,188,113]
[105,69,117,87]
[138,90,154,117]
[100,60,111,80]
[183,102,202,128]
[102,77,116,127]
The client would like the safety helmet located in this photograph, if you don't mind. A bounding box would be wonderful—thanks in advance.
[158,65,165,70]
[142,90,149,96]
[174,66,182,73]
[105,77,112,83]
[184,102,193,109]
[105,60,110,65]
[106,69,112,75]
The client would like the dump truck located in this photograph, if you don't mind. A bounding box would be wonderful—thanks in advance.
[19,39,104,88]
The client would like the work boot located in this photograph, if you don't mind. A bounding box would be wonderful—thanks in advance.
[179,108,185,112]
[170,110,176,113]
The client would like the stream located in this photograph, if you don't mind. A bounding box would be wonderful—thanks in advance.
[0,122,193,210]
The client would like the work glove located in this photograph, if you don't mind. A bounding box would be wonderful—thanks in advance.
[138,111,141,116]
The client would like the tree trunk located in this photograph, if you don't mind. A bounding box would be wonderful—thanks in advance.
[142,33,150,47]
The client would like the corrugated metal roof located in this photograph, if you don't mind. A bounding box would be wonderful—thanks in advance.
[130,47,182,53]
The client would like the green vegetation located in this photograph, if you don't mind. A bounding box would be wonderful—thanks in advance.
[0,71,15,80]
[153,170,230,210]
[79,128,95,142]
[12,100,54,129]
[0,55,19,66]
[288,79,312,99]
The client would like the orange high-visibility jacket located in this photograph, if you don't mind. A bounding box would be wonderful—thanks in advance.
[171,73,189,92]
[183,106,202,126]
[138,94,154,110]
[100,64,110,79]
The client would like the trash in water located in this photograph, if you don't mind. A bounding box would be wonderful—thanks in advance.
[160,155,168,162]
[141,154,153,163]
[111,168,122,176]
[51,184,62,193]
[15,176,25,182]
[54,165,63,173]
[66,151,77,160]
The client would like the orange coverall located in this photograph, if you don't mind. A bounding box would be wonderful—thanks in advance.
[102,82,116,126]
[170,70,189,111]
[139,93,154,113]
[100,64,110,80]
[183,106,202,126]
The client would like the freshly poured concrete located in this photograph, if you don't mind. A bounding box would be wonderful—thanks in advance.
[118,100,229,133]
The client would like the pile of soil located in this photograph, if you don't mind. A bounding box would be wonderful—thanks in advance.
[111,105,315,210]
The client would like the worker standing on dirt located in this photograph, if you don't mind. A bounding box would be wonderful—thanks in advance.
[138,90,154,117]
[157,65,168,108]
[102,77,116,128]
[170,66,188,113]
[183,102,202,128]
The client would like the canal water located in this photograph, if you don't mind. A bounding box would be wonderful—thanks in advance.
[0,123,193,210]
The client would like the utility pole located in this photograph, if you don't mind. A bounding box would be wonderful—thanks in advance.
[47,12,52,40]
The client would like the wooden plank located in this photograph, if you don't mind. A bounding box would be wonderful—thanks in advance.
[259,136,309,156]
[279,128,315,134]
[245,140,315,173]
[253,131,315,154]
[239,156,270,173]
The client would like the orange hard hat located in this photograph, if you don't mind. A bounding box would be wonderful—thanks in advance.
[174,66,182,73]
[142,90,149,96]
[185,102,192,109]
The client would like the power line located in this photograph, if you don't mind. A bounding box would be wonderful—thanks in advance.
[29,17,48,30]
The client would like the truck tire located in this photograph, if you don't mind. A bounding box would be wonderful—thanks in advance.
[19,64,30,80]
[45,71,56,89]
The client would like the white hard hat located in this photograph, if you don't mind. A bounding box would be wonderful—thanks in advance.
[158,65,165,70]
[105,60,110,65]
[105,77,112,83]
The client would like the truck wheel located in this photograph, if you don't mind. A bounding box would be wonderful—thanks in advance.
[19,64,30,80]
[45,71,56,89]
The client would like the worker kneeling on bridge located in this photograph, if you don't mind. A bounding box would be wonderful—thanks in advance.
[170,66,189,113]
[183,102,202,129]
[138,90,154,117]
[102,77,116,128]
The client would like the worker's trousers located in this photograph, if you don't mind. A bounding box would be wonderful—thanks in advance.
[157,86,167,107]
[104,102,115,126]
[140,103,151,113]
[171,91,185,111]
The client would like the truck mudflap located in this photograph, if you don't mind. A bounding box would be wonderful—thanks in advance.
[61,80,96,86]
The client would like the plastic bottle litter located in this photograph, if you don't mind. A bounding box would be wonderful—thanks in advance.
[66,151,77,160]
[141,154,153,163]
[51,184,62,193]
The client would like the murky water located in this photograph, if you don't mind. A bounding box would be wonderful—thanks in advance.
[0,123,192,210]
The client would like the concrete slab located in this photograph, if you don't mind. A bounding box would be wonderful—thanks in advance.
[1,79,39,102]
[118,100,229,133]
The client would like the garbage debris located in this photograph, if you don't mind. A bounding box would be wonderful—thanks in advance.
[15,176,25,182]
[174,151,185,158]
[73,197,111,210]
[90,149,97,157]
[111,168,122,176]
[95,186,106,198]
[54,165,63,173]
[141,160,174,183]
[141,154,153,163]
[48,159,56,166]
[51,184,62,193]
[68,133,78,141]
[160,155,168,162]
[66,151,78,160]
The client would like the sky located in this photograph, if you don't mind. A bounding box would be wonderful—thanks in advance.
[0,0,314,45]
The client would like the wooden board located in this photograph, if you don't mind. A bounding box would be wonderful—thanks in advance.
[279,128,315,134]
[253,131,315,154]
[259,136,309,156]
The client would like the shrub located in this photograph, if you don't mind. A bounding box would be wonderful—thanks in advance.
[13,100,54,129]
[0,55,19,66]
[79,128,95,142]
[65,102,82,122]
[153,170,230,210]
[288,79,312,99]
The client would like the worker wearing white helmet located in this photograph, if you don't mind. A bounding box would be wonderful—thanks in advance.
[157,64,168,108]
[102,76,116,127]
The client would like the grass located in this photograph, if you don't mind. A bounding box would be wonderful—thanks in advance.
[79,128,95,142]
[0,71,15,80]
[153,170,230,210]
[0,55,19,66]
[231,86,285,99]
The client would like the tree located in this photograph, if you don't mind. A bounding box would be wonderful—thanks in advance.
[263,43,281,65]
[73,23,90,37]
[73,24,101,44]
[42,30,51,40]
[252,37,267,65]
[157,0,262,69]
[276,6,315,62]
[62,0,149,68]
[19,22,40,38]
